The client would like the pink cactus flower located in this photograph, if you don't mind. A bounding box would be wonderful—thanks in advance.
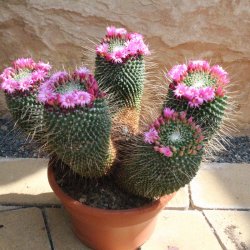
[1,67,14,79]
[1,79,18,93]
[188,96,204,108]
[36,62,51,72]
[174,83,188,98]
[110,53,123,63]
[31,70,46,82]
[183,86,199,100]
[188,60,210,72]
[75,91,91,106]
[115,28,127,36]
[96,43,109,55]
[144,128,159,144]
[167,64,187,82]
[13,58,35,70]
[210,65,229,85]
[159,146,173,157]
[216,86,224,97]
[37,87,57,104]
[198,87,215,102]
[58,92,76,109]
[74,67,90,80]
[163,107,175,118]
[113,49,128,60]
[50,71,69,83]
[107,26,116,37]
[18,78,33,91]
[126,32,144,41]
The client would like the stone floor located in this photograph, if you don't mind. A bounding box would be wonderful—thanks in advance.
[0,158,249,250]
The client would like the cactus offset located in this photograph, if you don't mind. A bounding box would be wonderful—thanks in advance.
[95,26,150,136]
[0,58,51,139]
[38,68,115,177]
[116,108,204,198]
[164,60,229,139]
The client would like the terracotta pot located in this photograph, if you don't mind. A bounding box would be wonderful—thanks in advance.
[48,161,175,250]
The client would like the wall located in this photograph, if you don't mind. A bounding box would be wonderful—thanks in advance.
[0,0,249,134]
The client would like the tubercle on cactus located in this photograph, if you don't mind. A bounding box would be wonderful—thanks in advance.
[166,60,229,108]
[0,58,51,94]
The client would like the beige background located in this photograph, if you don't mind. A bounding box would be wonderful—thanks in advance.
[0,0,249,134]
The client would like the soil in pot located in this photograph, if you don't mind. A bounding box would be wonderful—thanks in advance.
[53,159,153,210]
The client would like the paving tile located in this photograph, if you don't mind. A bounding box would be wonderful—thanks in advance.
[190,163,250,209]
[165,186,189,209]
[0,158,60,205]
[0,207,50,250]
[204,210,250,250]
[46,208,90,250]
[142,210,222,250]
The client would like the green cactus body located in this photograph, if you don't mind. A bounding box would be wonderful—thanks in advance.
[165,89,227,139]
[94,27,149,137]
[117,109,204,198]
[95,55,145,110]
[0,58,51,140]
[6,92,44,138]
[165,60,229,139]
[39,69,115,177]
[45,99,115,177]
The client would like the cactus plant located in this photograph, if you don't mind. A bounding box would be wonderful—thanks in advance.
[38,68,115,177]
[164,60,229,139]
[0,28,232,200]
[116,108,204,198]
[0,58,51,139]
[0,26,235,250]
[95,26,150,136]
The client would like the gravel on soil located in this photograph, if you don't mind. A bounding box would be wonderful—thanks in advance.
[0,118,47,158]
[53,159,153,210]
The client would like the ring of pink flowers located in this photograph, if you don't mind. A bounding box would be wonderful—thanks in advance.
[167,60,229,107]
[38,72,95,109]
[0,58,50,93]
[143,108,204,157]
[96,26,150,64]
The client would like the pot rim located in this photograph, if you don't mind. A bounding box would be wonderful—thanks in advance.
[48,159,175,216]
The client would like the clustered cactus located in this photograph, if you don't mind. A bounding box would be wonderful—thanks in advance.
[0,26,231,200]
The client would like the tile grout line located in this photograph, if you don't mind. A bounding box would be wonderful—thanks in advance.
[188,184,194,210]
[41,208,55,250]
[0,203,61,208]
[201,211,227,250]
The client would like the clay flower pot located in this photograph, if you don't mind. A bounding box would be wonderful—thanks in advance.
[48,160,175,250]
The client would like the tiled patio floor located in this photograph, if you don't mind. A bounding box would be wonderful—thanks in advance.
[0,158,249,250]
